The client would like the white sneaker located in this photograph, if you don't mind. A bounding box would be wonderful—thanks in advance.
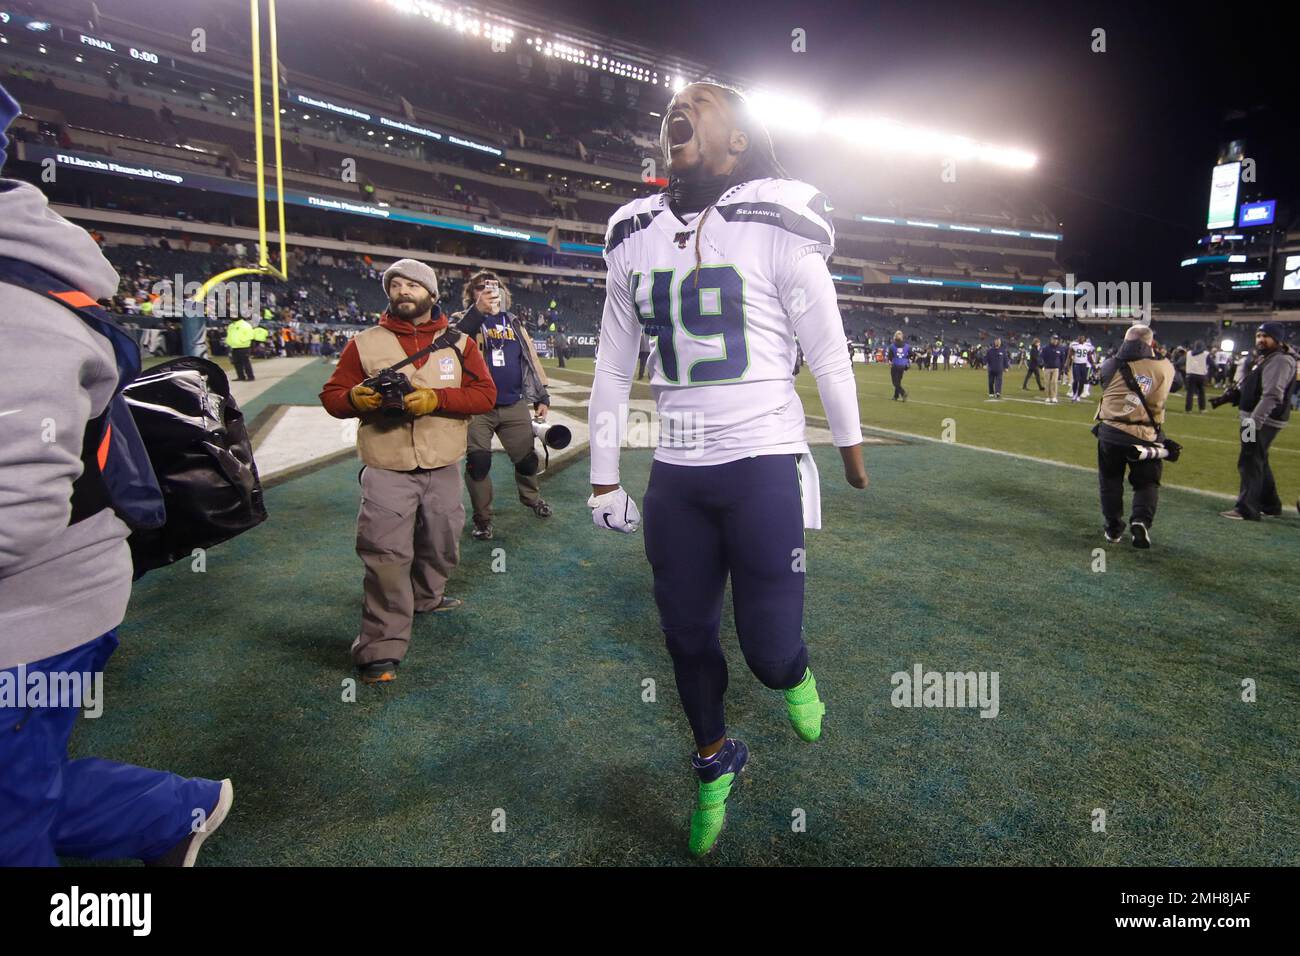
[143,778,234,867]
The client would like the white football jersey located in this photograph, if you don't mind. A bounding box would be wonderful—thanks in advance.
[589,177,860,480]
[1070,341,1095,364]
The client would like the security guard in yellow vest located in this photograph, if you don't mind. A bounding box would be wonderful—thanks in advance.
[319,260,497,684]
[225,316,256,381]
[1093,324,1174,548]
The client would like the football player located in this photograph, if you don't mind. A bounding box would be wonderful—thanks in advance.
[586,82,868,857]
[1069,333,1095,402]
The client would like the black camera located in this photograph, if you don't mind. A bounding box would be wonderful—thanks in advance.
[1209,385,1240,409]
[362,367,415,418]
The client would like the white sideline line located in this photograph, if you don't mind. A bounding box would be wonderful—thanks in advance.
[550,369,1241,501]
[852,421,1236,501]
[804,385,1298,453]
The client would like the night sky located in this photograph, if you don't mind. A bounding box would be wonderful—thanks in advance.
[519,0,1299,301]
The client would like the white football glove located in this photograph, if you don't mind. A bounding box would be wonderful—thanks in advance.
[588,487,641,534]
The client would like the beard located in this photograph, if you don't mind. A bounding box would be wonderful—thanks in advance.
[389,291,433,319]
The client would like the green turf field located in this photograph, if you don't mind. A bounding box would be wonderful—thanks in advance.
[69,356,1300,865]
[551,357,1300,500]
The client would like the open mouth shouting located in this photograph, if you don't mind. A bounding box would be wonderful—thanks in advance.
[666,110,694,152]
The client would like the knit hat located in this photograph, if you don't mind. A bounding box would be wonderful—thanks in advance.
[0,83,20,171]
[1257,321,1287,343]
[382,258,439,298]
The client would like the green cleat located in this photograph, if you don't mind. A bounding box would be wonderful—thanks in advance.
[688,738,748,857]
[784,668,826,742]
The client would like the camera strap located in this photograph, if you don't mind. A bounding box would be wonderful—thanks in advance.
[387,329,481,383]
[1116,360,1162,439]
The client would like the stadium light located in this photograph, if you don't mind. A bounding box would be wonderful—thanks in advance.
[823,112,1037,170]
[746,90,823,134]
[1221,339,1235,352]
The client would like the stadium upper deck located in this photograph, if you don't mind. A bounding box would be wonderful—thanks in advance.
[4,0,1070,317]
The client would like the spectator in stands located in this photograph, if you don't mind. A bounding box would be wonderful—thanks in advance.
[1022,337,1044,392]
[453,270,554,540]
[985,337,1009,400]
[1183,340,1210,413]
[0,82,233,865]
[318,260,496,684]
[1040,333,1066,404]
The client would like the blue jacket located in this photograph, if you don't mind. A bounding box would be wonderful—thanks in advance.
[1040,343,1067,370]
[985,346,1010,373]
[888,342,911,367]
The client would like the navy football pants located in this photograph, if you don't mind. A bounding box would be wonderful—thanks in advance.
[1072,363,1089,397]
[0,630,222,866]
[642,454,809,746]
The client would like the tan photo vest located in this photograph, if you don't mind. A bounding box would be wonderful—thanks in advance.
[353,325,469,471]
[1094,357,1174,444]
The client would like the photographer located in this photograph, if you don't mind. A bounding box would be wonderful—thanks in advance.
[1092,324,1175,549]
[1219,323,1297,521]
[320,260,496,684]
[452,270,554,541]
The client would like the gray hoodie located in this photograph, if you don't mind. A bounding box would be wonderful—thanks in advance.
[0,179,132,670]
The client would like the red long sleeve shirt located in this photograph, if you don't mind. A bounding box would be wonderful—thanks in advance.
[319,310,497,418]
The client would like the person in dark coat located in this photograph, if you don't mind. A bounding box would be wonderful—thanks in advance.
[1022,337,1044,391]
[985,337,1009,399]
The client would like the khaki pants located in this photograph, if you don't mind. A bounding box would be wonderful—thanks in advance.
[352,464,464,665]
[464,401,540,524]
[1044,368,1060,401]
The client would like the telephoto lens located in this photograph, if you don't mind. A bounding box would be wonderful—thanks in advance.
[1128,444,1170,462]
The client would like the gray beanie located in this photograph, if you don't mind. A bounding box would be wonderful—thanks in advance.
[382,258,440,298]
